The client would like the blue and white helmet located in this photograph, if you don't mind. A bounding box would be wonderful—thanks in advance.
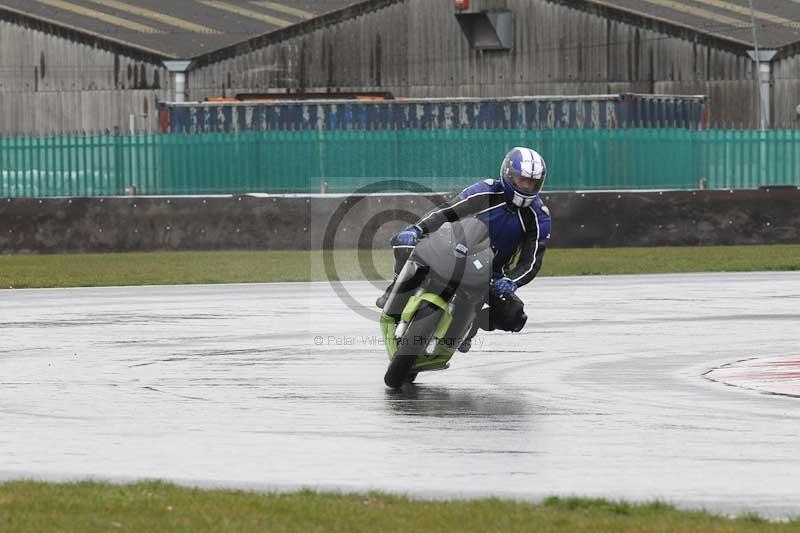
[499,147,547,208]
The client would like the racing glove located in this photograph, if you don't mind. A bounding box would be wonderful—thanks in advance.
[493,277,518,297]
[391,225,423,247]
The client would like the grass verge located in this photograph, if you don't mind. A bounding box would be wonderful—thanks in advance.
[0,481,795,532]
[0,245,798,289]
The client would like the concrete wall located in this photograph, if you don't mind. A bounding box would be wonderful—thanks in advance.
[1,189,798,254]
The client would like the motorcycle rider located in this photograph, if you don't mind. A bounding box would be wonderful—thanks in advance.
[376,146,552,352]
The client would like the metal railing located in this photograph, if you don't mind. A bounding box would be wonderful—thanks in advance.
[1,129,798,197]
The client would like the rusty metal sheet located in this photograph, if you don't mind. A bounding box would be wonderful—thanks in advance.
[160,94,708,133]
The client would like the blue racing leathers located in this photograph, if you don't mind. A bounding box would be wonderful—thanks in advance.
[410,178,552,288]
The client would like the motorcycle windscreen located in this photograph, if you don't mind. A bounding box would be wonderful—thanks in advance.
[411,218,494,289]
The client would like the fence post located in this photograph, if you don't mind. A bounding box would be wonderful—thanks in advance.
[35,134,43,197]
[0,136,5,197]
[792,129,798,186]
[23,135,31,197]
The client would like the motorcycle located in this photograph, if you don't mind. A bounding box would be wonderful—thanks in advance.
[379,217,494,388]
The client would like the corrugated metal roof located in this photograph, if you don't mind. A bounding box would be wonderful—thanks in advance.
[591,0,800,49]
[5,0,800,61]
[0,0,360,58]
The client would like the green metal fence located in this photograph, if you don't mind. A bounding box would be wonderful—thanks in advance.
[1,129,799,197]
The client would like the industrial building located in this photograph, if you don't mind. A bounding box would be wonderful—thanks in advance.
[2,0,800,135]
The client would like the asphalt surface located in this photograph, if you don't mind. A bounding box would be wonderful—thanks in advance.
[1,272,799,518]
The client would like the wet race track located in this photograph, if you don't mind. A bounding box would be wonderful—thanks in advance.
[2,272,799,519]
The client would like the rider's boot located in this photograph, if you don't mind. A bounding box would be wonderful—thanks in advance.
[457,319,481,353]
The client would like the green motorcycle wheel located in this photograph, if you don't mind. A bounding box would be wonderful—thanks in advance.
[383,302,441,389]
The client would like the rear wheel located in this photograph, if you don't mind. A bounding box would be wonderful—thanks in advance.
[383,302,441,389]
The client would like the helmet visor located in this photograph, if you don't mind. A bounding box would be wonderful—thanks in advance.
[509,171,544,196]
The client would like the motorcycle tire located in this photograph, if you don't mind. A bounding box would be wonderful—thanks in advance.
[383,302,441,389]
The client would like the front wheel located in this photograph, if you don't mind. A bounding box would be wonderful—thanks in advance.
[383,302,441,389]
